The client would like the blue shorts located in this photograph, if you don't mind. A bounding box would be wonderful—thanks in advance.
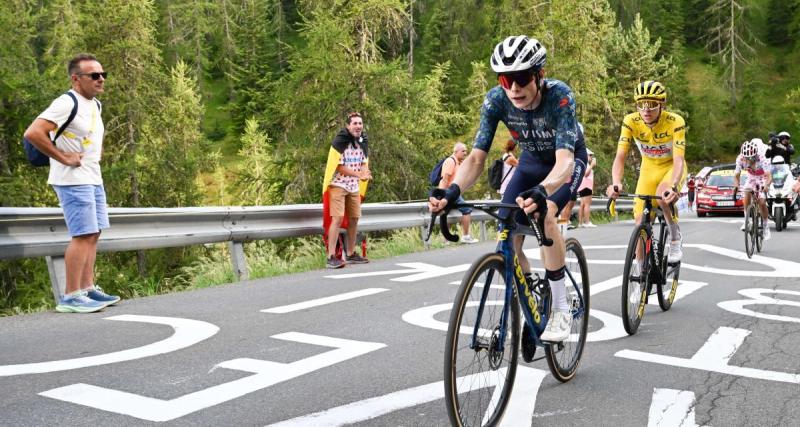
[456,195,473,215]
[500,151,586,225]
[52,185,110,237]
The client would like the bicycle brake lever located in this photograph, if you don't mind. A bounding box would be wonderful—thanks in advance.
[439,210,460,242]
[423,213,437,242]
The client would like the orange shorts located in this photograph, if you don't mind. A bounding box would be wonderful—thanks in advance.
[328,185,361,218]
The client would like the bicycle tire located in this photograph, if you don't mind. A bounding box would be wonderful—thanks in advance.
[755,208,763,253]
[444,253,520,427]
[744,206,755,258]
[621,224,649,335]
[545,237,590,382]
[657,221,678,311]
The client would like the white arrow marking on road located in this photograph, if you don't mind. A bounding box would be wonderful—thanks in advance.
[0,315,218,377]
[266,366,546,427]
[616,327,800,384]
[718,289,800,323]
[649,389,706,427]
[324,262,470,282]
[39,333,385,422]
[261,288,389,313]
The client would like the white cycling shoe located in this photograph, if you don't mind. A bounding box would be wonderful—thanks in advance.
[668,239,683,263]
[540,310,572,342]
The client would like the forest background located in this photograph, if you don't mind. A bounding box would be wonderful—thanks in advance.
[2,0,799,313]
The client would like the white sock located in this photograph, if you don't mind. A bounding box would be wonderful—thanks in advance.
[550,277,569,312]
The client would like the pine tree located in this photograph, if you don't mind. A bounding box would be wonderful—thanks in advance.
[234,118,281,205]
[705,0,759,107]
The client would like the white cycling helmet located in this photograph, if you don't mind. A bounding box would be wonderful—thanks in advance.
[778,131,791,139]
[771,155,785,164]
[741,139,759,157]
[490,36,547,73]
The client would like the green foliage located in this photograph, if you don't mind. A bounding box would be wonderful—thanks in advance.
[233,118,282,205]
[765,0,798,46]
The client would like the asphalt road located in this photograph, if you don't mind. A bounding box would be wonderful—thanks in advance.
[2,214,800,426]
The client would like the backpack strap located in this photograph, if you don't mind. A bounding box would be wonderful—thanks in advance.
[52,92,79,145]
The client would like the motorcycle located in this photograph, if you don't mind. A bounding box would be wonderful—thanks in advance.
[767,162,798,232]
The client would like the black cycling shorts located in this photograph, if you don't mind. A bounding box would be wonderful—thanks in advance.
[578,188,593,198]
[500,150,586,225]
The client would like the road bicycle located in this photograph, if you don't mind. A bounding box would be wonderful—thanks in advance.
[608,191,681,335]
[426,200,590,427]
[736,186,765,258]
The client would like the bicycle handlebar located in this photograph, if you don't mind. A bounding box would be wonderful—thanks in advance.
[425,200,553,247]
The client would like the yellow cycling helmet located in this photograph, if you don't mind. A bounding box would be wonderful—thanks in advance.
[634,80,667,102]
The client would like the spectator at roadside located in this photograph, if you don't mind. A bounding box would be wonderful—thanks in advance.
[498,139,518,197]
[324,112,371,269]
[687,175,696,211]
[23,53,120,313]
[440,142,477,243]
[577,149,597,227]
[557,123,587,233]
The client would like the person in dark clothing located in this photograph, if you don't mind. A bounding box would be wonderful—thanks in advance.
[766,131,794,164]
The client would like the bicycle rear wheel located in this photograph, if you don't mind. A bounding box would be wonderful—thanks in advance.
[744,206,755,258]
[621,225,649,335]
[545,238,590,382]
[657,223,679,311]
[444,253,520,427]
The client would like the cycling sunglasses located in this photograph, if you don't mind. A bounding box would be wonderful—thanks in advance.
[635,100,661,111]
[77,72,108,80]
[498,71,536,90]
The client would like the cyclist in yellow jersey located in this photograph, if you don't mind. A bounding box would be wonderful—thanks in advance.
[607,81,687,262]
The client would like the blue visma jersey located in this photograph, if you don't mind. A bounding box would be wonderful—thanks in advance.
[473,79,586,165]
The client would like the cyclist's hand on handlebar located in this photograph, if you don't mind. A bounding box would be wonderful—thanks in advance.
[606,184,621,199]
[428,184,461,214]
[516,185,548,216]
[663,186,679,203]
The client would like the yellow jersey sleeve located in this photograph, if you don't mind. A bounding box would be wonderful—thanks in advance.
[617,113,637,153]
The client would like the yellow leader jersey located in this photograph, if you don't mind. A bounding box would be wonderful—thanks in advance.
[618,110,686,168]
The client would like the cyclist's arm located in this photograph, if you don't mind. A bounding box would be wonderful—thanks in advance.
[609,146,628,194]
[452,149,488,191]
[540,148,575,195]
[670,119,687,189]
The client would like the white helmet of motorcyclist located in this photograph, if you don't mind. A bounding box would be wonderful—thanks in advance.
[771,155,785,165]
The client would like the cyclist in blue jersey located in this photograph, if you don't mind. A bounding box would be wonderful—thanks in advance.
[429,35,587,343]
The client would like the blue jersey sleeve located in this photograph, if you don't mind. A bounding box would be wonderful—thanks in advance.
[552,86,578,153]
[473,87,505,153]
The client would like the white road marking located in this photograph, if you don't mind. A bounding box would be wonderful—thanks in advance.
[718,288,800,323]
[649,388,705,427]
[261,288,389,314]
[616,327,800,384]
[0,315,218,377]
[39,333,385,422]
[266,366,546,427]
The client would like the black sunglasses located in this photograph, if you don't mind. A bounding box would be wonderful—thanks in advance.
[77,72,108,80]
[498,70,536,90]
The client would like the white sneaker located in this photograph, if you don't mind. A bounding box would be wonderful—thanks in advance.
[540,310,572,342]
[668,239,683,263]
[740,223,746,231]
[763,224,771,241]
[584,222,597,228]
[460,235,478,244]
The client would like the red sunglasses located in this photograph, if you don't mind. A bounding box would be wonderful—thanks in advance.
[498,71,536,90]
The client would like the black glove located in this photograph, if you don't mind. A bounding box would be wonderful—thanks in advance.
[430,183,461,208]
[518,185,548,214]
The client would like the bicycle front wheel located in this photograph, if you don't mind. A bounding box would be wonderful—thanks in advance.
[444,253,520,427]
[744,206,755,258]
[545,237,590,382]
[755,209,763,253]
[621,225,649,335]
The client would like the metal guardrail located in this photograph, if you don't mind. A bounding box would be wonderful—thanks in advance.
[0,198,631,301]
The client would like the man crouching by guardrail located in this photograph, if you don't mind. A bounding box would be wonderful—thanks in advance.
[23,53,120,313]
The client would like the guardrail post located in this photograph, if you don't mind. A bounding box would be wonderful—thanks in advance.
[228,241,249,281]
[45,256,66,302]
[479,220,487,242]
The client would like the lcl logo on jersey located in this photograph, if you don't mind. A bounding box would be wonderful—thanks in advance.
[654,131,670,139]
